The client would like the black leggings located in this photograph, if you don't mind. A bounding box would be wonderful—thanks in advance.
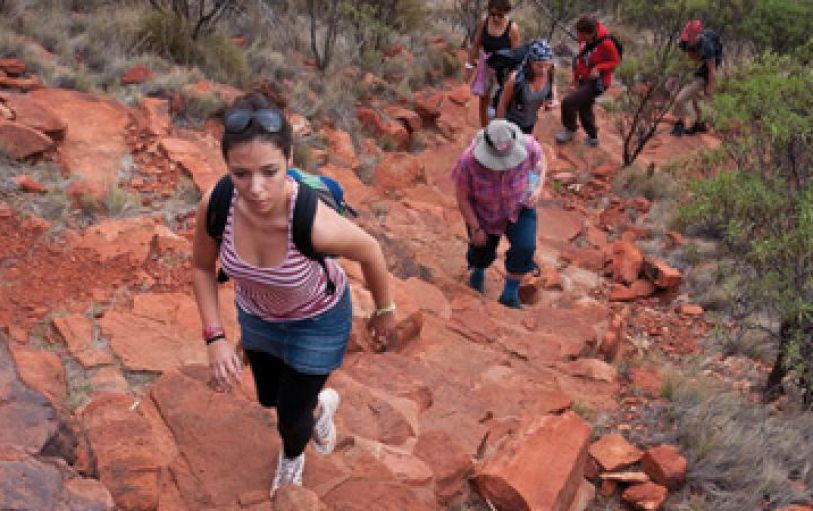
[245,350,329,458]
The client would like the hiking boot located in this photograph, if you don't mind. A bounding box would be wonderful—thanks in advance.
[468,268,485,294]
[312,388,339,455]
[498,294,522,309]
[685,120,708,135]
[584,137,600,147]
[669,121,686,137]
[555,129,576,144]
[270,451,304,497]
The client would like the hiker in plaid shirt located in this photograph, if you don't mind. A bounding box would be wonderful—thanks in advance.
[451,119,546,308]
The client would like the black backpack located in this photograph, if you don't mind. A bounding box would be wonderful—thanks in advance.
[486,42,531,87]
[206,169,357,294]
[576,34,623,65]
[703,29,723,66]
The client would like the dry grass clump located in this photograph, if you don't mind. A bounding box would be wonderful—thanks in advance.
[666,379,813,509]
[613,164,681,201]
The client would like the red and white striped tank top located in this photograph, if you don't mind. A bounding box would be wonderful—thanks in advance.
[219,178,347,321]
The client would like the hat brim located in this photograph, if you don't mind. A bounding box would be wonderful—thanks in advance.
[472,124,528,171]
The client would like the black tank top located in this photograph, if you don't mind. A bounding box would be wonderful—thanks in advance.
[481,19,513,54]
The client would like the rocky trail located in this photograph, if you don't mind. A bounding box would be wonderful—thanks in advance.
[1,58,720,511]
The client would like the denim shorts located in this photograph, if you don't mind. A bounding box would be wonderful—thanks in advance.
[237,286,352,375]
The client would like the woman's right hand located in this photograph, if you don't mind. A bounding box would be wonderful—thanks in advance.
[207,339,243,392]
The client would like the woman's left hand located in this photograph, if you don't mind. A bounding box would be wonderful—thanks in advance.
[367,311,396,352]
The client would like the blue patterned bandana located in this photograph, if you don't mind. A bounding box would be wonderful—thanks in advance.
[516,39,554,86]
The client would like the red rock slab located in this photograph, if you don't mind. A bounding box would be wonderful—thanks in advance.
[0,120,53,159]
[71,217,172,264]
[274,485,326,511]
[0,74,44,91]
[475,412,593,511]
[0,58,26,77]
[14,174,47,192]
[373,151,425,193]
[609,241,644,284]
[150,367,283,509]
[643,256,682,289]
[413,430,473,504]
[159,135,225,193]
[404,277,451,320]
[138,97,170,136]
[678,303,703,316]
[630,367,662,397]
[52,313,114,369]
[0,91,66,137]
[322,478,437,510]
[383,105,422,133]
[569,478,597,511]
[622,482,668,510]
[588,434,643,471]
[641,444,687,489]
[323,127,359,169]
[98,291,237,372]
[0,340,58,457]
[120,64,154,85]
[414,91,444,120]
[8,344,67,404]
[538,206,586,243]
[28,89,131,199]
[80,394,163,510]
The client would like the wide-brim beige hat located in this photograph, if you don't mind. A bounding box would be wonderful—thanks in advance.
[472,119,528,171]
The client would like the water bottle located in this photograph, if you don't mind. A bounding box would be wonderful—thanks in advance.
[524,172,540,204]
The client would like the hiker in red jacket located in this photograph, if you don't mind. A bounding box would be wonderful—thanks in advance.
[555,15,620,147]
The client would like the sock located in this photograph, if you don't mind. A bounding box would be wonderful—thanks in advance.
[469,267,485,292]
[499,278,520,304]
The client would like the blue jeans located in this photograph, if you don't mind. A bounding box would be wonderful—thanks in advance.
[467,207,537,275]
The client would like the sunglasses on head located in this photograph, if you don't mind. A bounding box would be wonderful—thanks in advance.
[224,108,284,134]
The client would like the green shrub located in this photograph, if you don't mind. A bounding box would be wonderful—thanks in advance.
[678,55,813,404]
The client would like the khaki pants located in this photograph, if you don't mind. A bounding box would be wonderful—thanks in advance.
[673,76,707,122]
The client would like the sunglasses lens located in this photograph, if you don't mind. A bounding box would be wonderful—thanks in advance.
[254,110,283,133]
[224,109,252,133]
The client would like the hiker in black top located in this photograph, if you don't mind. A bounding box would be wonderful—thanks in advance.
[464,0,521,127]
[671,20,721,136]
[496,39,555,135]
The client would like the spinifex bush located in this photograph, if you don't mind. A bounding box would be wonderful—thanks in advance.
[678,55,813,405]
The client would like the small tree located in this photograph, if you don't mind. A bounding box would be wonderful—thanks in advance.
[613,30,690,166]
[147,0,242,40]
[678,55,813,405]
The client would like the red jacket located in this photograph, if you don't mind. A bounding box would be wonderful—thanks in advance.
[572,22,620,89]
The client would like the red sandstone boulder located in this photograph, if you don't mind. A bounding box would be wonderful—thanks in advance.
[588,434,643,471]
[643,257,682,289]
[274,485,326,510]
[413,430,473,504]
[0,58,26,77]
[622,482,668,510]
[323,127,359,169]
[609,241,644,284]
[14,174,47,193]
[0,120,53,159]
[52,313,115,369]
[138,97,170,136]
[678,303,703,316]
[474,412,592,511]
[641,444,687,489]
[373,152,425,193]
[120,64,154,85]
[0,91,66,138]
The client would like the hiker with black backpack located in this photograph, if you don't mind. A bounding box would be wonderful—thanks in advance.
[495,38,555,136]
[191,92,395,496]
[670,20,722,136]
[555,15,621,147]
[464,0,521,127]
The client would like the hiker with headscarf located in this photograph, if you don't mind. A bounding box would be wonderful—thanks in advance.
[464,0,521,127]
[191,92,395,496]
[670,19,722,136]
[451,119,546,309]
[555,15,620,147]
[496,39,555,135]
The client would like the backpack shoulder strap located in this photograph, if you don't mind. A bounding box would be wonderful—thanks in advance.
[292,183,337,295]
[206,174,234,246]
[205,174,233,284]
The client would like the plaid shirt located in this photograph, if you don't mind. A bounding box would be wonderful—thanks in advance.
[450,135,543,235]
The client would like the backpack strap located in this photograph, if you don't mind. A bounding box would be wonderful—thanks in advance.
[292,183,337,295]
[206,174,234,283]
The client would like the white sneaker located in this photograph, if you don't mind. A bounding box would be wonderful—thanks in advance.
[312,388,340,455]
[555,129,576,144]
[270,450,304,497]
